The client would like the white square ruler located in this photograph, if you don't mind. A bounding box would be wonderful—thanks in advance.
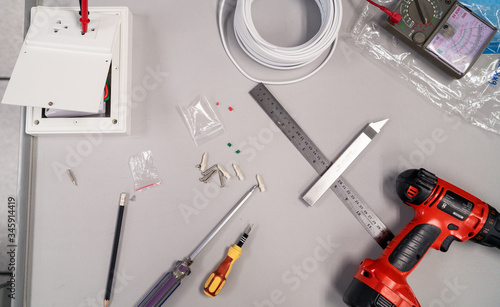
[249,83,394,248]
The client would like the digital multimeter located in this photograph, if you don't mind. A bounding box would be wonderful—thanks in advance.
[383,0,497,78]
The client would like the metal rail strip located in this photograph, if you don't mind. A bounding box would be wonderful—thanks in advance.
[11,1,38,306]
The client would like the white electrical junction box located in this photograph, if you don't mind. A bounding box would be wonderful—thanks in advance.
[1,7,132,135]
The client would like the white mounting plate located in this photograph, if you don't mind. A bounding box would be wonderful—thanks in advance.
[23,7,132,135]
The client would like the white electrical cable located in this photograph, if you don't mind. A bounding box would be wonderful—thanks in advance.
[218,0,342,85]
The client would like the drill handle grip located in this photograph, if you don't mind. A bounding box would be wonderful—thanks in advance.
[344,220,441,307]
[384,222,441,273]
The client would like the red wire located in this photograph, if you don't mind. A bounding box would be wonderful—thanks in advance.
[365,0,402,24]
[104,83,109,100]
[366,0,384,10]
[80,0,89,33]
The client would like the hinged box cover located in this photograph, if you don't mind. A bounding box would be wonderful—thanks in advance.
[2,7,120,112]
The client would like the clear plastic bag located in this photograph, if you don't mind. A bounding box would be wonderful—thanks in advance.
[178,96,225,146]
[461,0,500,54]
[129,150,162,191]
[346,1,500,134]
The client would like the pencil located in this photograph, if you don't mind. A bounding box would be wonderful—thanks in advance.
[104,193,127,307]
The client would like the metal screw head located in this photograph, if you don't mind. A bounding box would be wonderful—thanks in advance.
[48,102,53,106]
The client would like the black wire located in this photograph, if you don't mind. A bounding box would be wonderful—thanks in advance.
[0,272,11,275]
[0,77,10,81]
[78,0,89,17]
[0,282,9,289]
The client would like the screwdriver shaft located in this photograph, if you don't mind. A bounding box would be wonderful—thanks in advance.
[189,185,257,261]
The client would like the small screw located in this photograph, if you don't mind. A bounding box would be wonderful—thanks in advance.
[48,102,53,106]
[67,169,77,186]
[200,169,217,183]
[112,119,118,124]
[201,164,218,176]
[218,170,225,188]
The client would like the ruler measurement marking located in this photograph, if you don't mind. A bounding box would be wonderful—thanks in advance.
[250,84,393,249]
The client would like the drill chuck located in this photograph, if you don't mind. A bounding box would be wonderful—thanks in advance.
[471,204,500,248]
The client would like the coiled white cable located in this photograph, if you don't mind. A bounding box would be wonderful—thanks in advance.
[218,0,342,85]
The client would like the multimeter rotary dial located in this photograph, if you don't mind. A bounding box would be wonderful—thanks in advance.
[393,0,454,44]
[409,0,436,25]
[401,0,442,31]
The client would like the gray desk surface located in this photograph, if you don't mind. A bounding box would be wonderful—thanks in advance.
[30,0,500,306]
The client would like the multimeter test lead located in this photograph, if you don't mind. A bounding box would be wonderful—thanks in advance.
[79,0,90,34]
[365,0,402,23]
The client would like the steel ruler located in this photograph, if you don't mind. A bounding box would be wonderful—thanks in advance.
[249,83,394,249]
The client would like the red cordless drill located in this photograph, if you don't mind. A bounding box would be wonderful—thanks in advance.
[343,168,500,307]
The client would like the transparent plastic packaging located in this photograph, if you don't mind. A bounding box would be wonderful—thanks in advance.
[462,0,500,55]
[178,96,225,146]
[129,150,162,191]
[346,1,500,134]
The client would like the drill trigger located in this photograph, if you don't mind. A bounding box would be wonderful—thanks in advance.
[440,235,458,252]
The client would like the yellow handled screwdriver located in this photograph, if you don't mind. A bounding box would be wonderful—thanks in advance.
[204,225,253,297]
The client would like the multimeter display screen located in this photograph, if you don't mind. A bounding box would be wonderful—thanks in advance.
[425,5,496,73]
